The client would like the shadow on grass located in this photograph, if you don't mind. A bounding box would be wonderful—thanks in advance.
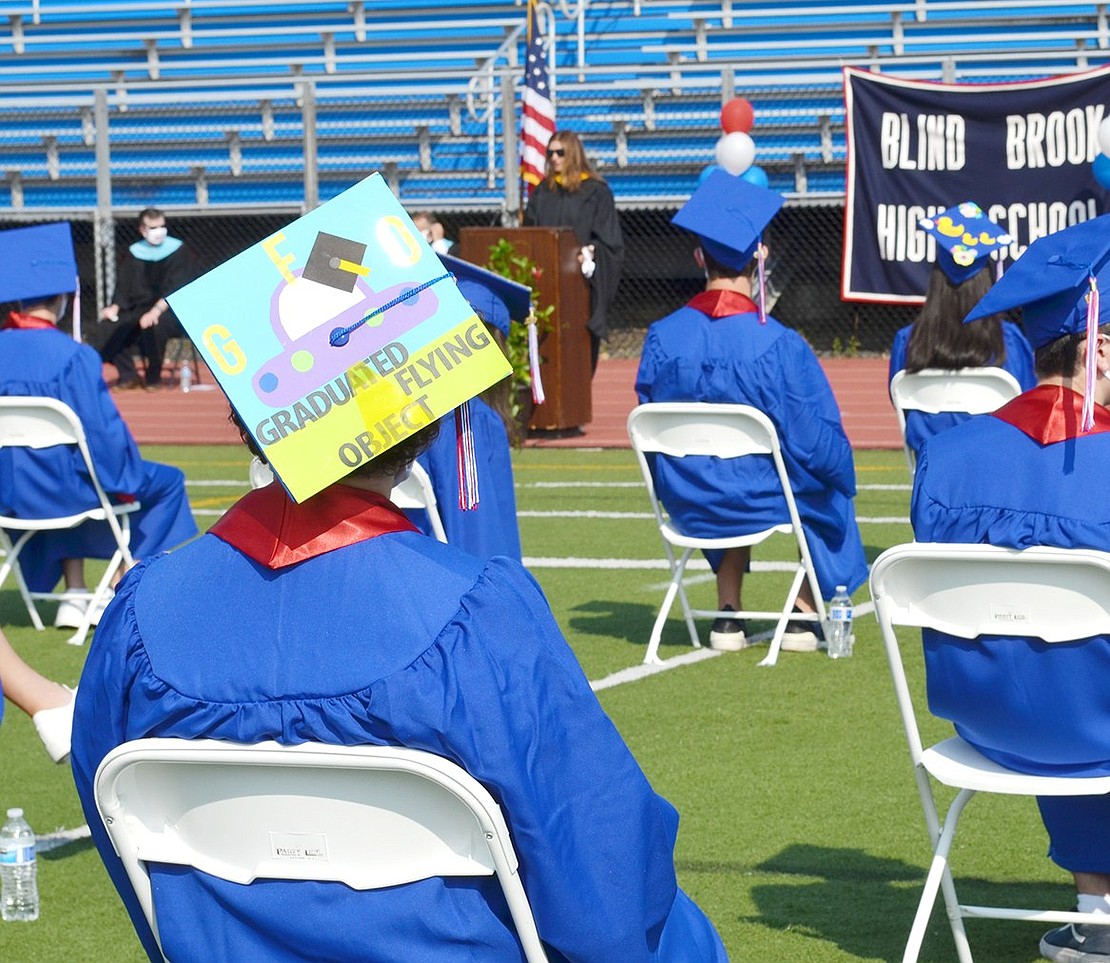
[40,836,96,862]
[566,599,664,647]
[744,843,1072,962]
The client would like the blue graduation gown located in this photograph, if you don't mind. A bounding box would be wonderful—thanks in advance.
[409,401,522,561]
[888,320,1035,461]
[635,293,868,599]
[912,386,1110,872]
[70,484,728,962]
[0,322,197,591]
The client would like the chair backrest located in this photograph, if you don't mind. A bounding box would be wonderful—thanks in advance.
[889,367,1021,472]
[869,542,1110,761]
[94,738,548,962]
[390,462,448,543]
[627,401,803,534]
[0,396,122,529]
[888,367,1022,418]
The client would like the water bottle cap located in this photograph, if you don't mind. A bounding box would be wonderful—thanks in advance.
[835,585,847,592]
[6,808,22,818]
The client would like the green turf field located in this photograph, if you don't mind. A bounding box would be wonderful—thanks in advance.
[0,446,1069,961]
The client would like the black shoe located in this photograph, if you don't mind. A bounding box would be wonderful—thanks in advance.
[781,615,825,652]
[1041,922,1110,961]
[709,606,748,651]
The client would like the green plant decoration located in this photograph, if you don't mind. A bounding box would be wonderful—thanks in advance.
[482,238,555,433]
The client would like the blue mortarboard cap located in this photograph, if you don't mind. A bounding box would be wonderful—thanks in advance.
[671,168,784,270]
[964,214,1110,349]
[919,202,1012,285]
[0,222,77,303]
[438,253,532,336]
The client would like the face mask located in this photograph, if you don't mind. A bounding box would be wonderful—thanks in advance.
[145,226,167,245]
[57,295,69,319]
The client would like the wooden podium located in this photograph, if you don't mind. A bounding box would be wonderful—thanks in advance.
[459,226,592,431]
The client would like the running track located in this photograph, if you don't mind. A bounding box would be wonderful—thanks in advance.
[107,356,902,450]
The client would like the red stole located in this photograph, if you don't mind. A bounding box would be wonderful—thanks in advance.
[3,312,57,331]
[992,384,1110,445]
[210,483,417,570]
[687,290,759,319]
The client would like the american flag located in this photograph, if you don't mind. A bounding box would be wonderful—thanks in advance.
[520,0,555,194]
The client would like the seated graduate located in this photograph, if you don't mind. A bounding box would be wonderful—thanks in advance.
[0,223,198,629]
[404,254,526,562]
[635,169,868,653]
[69,204,729,962]
[888,202,1035,462]
[911,215,1110,963]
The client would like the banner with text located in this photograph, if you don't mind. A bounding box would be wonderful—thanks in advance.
[842,65,1110,303]
[168,173,511,502]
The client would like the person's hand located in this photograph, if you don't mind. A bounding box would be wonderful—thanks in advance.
[139,307,161,329]
[101,304,120,322]
[579,245,596,279]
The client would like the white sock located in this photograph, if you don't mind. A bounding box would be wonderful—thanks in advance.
[1077,893,1110,915]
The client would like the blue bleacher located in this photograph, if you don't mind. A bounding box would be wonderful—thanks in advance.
[1,1,1109,212]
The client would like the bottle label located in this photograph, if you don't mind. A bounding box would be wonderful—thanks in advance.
[0,845,33,865]
[830,605,852,623]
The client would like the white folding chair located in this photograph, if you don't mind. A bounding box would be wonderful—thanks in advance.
[0,396,140,645]
[870,542,1110,963]
[94,738,548,963]
[391,462,448,543]
[247,457,448,544]
[628,402,826,667]
[889,367,1022,472]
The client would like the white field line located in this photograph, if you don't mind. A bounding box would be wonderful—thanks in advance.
[523,481,911,492]
[37,824,91,853]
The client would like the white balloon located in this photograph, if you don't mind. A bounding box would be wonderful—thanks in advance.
[1100,116,1110,158]
[715,131,755,176]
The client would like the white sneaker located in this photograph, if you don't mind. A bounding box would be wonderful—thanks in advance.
[32,686,76,764]
[53,593,112,630]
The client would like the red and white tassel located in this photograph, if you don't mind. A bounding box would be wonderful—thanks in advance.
[1082,274,1100,433]
[756,239,768,324]
[455,401,480,510]
[528,315,545,405]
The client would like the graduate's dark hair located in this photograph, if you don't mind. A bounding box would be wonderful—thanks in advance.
[228,406,440,483]
[138,207,165,226]
[700,247,758,283]
[904,267,1006,373]
[1035,323,1110,379]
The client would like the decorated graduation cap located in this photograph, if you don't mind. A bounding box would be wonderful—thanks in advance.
[167,173,511,504]
[672,167,784,322]
[0,222,77,304]
[965,213,1110,431]
[437,252,545,405]
[919,202,1012,285]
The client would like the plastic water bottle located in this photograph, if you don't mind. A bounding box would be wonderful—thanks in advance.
[0,808,38,922]
[179,362,192,393]
[827,585,854,659]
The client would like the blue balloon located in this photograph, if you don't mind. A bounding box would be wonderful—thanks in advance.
[740,164,769,189]
[1094,153,1110,190]
[697,164,723,187]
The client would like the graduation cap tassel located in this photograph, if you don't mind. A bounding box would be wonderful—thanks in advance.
[527,311,545,405]
[71,272,81,344]
[1082,273,1100,434]
[455,401,480,511]
[756,238,768,324]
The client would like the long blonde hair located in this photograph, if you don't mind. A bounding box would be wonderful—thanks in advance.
[543,130,602,193]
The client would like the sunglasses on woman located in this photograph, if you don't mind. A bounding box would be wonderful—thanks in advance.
[546,148,566,158]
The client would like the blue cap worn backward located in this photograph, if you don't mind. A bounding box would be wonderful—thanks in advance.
[671,168,784,270]
[964,215,1110,350]
[0,222,77,303]
[437,253,532,337]
[919,202,1012,285]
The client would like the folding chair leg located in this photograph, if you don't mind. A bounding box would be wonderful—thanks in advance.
[643,550,694,665]
[758,566,808,667]
[66,550,121,647]
[674,572,701,648]
[0,532,46,631]
[903,788,974,963]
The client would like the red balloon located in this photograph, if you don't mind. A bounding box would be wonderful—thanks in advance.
[720,97,754,134]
